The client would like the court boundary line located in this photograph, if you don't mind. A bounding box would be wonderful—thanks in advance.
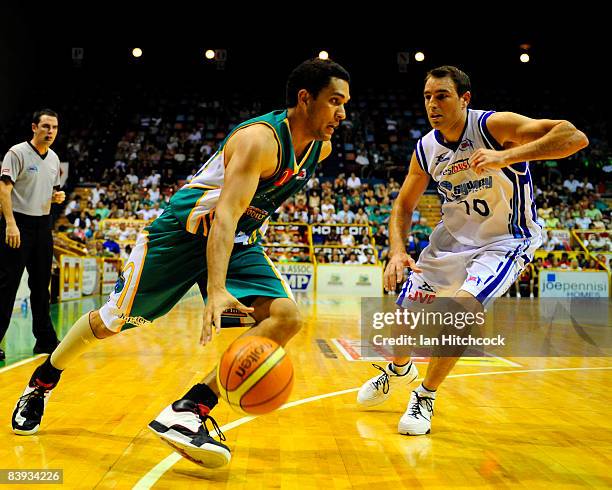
[133,365,612,489]
[0,354,46,374]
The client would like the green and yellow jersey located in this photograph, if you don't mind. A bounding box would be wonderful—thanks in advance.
[170,110,323,244]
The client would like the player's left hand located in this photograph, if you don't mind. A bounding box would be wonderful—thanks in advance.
[52,191,66,204]
[201,289,254,346]
[469,149,509,175]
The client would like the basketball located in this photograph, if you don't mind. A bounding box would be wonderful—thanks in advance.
[217,336,294,415]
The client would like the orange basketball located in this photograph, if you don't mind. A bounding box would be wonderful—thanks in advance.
[217,336,294,415]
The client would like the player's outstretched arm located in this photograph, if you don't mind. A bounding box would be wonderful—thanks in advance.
[201,125,278,345]
[384,153,429,291]
[470,112,589,174]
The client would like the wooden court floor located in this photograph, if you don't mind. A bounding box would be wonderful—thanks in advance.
[1,294,611,489]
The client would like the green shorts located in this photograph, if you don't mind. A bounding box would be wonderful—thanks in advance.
[98,209,293,331]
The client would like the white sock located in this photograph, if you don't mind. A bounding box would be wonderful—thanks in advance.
[415,383,437,399]
[390,361,412,376]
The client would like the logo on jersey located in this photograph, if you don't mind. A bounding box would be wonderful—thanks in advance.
[118,313,151,327]
[438,176,493,201]
[274,168,308,186]
[458,138,475,151]
[245,206,269,221]
[466,275,483,286]
[274,169,294,186]
[419,281,436,293]
[27,165,39,173]
[435,152,451,164]
[440,159,470,176]
[114,273,125,294]
[405,291,436,304]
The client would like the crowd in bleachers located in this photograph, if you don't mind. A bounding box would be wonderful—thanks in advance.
[2,85,610,273]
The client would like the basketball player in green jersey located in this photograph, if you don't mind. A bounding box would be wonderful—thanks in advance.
[12,58,351,468]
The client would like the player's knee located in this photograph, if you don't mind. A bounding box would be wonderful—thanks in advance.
[89,310,119,339]
[273,301,302,338]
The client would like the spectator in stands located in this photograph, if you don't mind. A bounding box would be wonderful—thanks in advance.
[581,177,594,192]
[102,237,120,255]
[308,207,323,224]
[73,210,92,231]
[355,150,370,178]
[276,204,291,223]
[321,208,337,224]
[340,228,355,246]
[321,197,335,215]
[561,211,576,229]
[143,169,161,188]
[330,252,342,264]
[559,252,570,267]
[150,202,163,220]
[354,207,369,225]
[586,258,602,270]
[569,258,582,271]
[344,252,360,264]
[308,190,321,210]
[121,244,133,261]
[316,253,328,264]
[590,233,609,251]
[337,204,355,224]
[563,173,581,193]
[91,183,105,206]
[64,195,81,223]
[544,210,561,228]
[360,235,373,248]
[333,173,346,192]
[347,172,361,190]
[126,167,139,186]
[136,203,154,221]
[575,210,592,230]
[543,230,564,251]
[325,229,340,245]
[585,202,603,222]
[294,198,309,222]
[147,184,160,203]
[538,201,553,221]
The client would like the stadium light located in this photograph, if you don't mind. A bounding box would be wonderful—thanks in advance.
[415,52,425,62]
[132,48,143,58]
[205,49,216,60]
[318,51,329,60]
[520,53,530,63]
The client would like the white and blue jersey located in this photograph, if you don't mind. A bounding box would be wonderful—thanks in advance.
[416,109,541,247]
[397,109,542,307]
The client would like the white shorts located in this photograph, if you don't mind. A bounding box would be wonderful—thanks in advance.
[397,224,541,308]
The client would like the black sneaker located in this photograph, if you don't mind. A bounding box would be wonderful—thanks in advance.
[12,376,56,435]
[148,399,231,468]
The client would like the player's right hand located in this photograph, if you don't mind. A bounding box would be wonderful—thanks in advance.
[5,222,20,248]
[201,289,254,346]
[383,252,422,292]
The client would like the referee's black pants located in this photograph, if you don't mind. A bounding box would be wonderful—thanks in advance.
[0,213,58,345]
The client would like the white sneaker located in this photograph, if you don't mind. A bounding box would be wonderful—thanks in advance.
[357,362,418,407]
[148,400,231,468]
[398,390,435,435]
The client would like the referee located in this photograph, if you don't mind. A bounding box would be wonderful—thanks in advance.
[0,109,66,361]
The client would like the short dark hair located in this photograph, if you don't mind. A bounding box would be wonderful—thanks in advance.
[286,58,350,107]
[425,66,471,96]
[33,108,59,124]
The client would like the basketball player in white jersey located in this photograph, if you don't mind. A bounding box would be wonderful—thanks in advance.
[357,66,588,435]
